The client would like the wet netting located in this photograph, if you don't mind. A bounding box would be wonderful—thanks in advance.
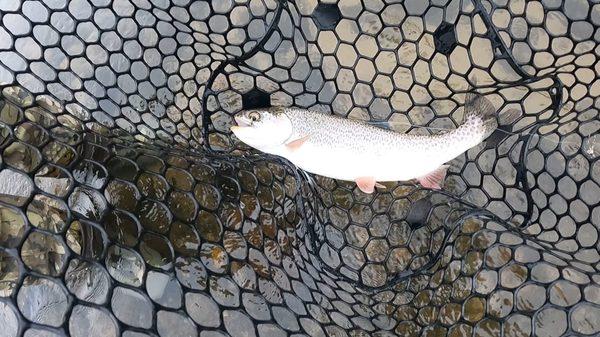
[0,0,599,336]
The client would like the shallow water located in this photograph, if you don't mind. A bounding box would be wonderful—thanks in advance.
[0,0,599,337]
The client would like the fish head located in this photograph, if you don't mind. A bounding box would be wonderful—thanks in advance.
[231,108,293,150]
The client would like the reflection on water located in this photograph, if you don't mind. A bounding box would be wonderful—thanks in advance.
[584,134,600,159]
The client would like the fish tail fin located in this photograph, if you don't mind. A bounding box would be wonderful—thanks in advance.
[463,92,498,140]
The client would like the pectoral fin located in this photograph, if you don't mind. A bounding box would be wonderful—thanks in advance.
[417,165,449,190]
[286,135,310,151]
[355,177,386,194]
[355,177,375,194]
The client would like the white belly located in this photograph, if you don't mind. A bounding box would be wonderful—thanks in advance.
[270,142,446,182]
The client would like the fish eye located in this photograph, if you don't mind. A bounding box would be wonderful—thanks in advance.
[248,111,261,122]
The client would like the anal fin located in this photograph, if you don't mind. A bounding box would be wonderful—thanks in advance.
[417,165,449,190]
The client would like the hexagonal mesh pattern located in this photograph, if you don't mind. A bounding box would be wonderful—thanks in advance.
[0,0,599,336]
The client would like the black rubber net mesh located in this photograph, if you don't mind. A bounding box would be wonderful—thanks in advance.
[0,0,599,336]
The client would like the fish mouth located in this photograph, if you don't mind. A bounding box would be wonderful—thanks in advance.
[234,116,251,127]
[231,116,251,134]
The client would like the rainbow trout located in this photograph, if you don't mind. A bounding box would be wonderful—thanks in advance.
[231,93,497,193]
